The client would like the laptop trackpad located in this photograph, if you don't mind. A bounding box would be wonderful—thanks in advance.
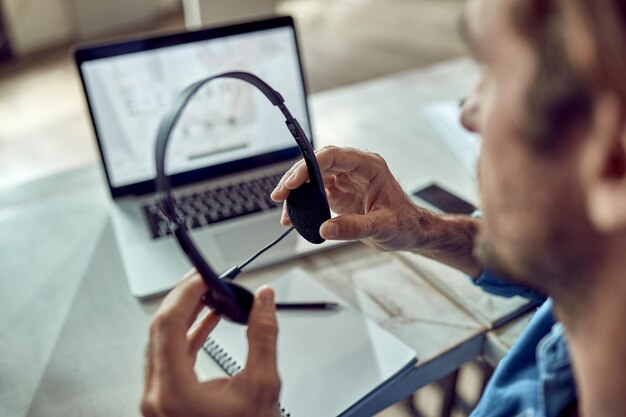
[215,220,296,266]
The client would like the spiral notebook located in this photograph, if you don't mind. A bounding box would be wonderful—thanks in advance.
[203,268,417,417]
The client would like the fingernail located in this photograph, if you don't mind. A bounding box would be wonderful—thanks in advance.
[322,221,339,238]
[258,286,275,305]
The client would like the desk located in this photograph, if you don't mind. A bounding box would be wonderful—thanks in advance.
[482,311,535,368]
[1,58,524,417]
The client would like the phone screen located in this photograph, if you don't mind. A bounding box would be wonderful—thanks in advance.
[412,184,476,215]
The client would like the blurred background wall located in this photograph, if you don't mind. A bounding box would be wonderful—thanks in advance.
[0,0,465,193]
[0,0,179,56]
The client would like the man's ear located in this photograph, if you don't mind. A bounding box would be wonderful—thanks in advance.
[580,92,626,233]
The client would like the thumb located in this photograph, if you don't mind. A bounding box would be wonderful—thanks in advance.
[319,213,378,241]
[244,286,279,378]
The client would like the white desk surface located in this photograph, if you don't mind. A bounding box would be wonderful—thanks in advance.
[0,58,529,417]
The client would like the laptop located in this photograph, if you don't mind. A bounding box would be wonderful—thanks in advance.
[74,16,343,299]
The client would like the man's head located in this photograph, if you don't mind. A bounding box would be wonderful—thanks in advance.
[459,0,626,301]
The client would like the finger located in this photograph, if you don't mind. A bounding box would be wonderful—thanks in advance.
[313,147,383,180]
[244,286,279,379]
[179,272,206,327]
[325,186,363,215]
[276,147,383,198]
[319,212,379,240]
[281,160,312,191]
[275,178,341,227]
[181,267,197,281]
[278,174,336,226]
[187,310,221,355]
[280,159,305,187]
[143,338,154,394]
[271,159,306,201]
[331,171,365,194]
[158,273,208,328]
[271,146,346,201]
[150,274,209,374]
[188,301,207,328]
[280,201,293,226]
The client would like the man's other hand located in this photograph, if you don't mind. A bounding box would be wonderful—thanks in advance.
[141,270,281,417]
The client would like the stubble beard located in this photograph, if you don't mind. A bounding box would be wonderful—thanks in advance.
[473,228,533,288]
[473,215,600,302]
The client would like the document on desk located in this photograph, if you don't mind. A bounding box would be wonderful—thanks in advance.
[421,100,481,181]
[203,268,417,417]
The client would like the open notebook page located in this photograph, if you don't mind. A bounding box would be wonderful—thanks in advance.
[204,268,417,417]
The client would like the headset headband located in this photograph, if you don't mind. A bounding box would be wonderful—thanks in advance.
[154,71,329,323]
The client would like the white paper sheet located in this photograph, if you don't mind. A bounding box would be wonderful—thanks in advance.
[204,268,417,417]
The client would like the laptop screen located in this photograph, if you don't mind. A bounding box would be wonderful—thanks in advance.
[76,17,310,195]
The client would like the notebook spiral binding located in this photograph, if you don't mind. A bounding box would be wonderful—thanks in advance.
[203,337,292,417]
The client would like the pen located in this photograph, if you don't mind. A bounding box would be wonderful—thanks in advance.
[276,302,340,310]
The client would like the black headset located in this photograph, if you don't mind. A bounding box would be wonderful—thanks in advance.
[155,71,330,324]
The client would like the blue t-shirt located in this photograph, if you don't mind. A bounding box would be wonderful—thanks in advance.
[470,269,577,417]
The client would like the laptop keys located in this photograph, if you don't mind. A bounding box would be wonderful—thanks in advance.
[142,172,283,240]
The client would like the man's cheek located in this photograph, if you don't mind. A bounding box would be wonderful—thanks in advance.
[476,144,500,203]
[477,149,511,235]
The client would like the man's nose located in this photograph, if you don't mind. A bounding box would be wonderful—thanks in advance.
[459,95,480,133]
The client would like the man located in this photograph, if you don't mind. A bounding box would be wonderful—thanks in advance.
[141,0,626,416]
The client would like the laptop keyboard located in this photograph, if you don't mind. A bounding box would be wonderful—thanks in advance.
[142,172,283,240]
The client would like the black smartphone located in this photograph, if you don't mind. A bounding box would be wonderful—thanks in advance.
[412,184,477,215]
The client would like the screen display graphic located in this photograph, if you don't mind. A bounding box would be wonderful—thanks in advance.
[80,27,309,188]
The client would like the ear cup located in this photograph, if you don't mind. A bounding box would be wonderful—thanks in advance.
[286,182,331,244]
[202,281,254,324]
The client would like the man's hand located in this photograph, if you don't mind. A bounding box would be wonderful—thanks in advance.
[271,146,482,277]
[141,270,281,417]
[272,146,426,251]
